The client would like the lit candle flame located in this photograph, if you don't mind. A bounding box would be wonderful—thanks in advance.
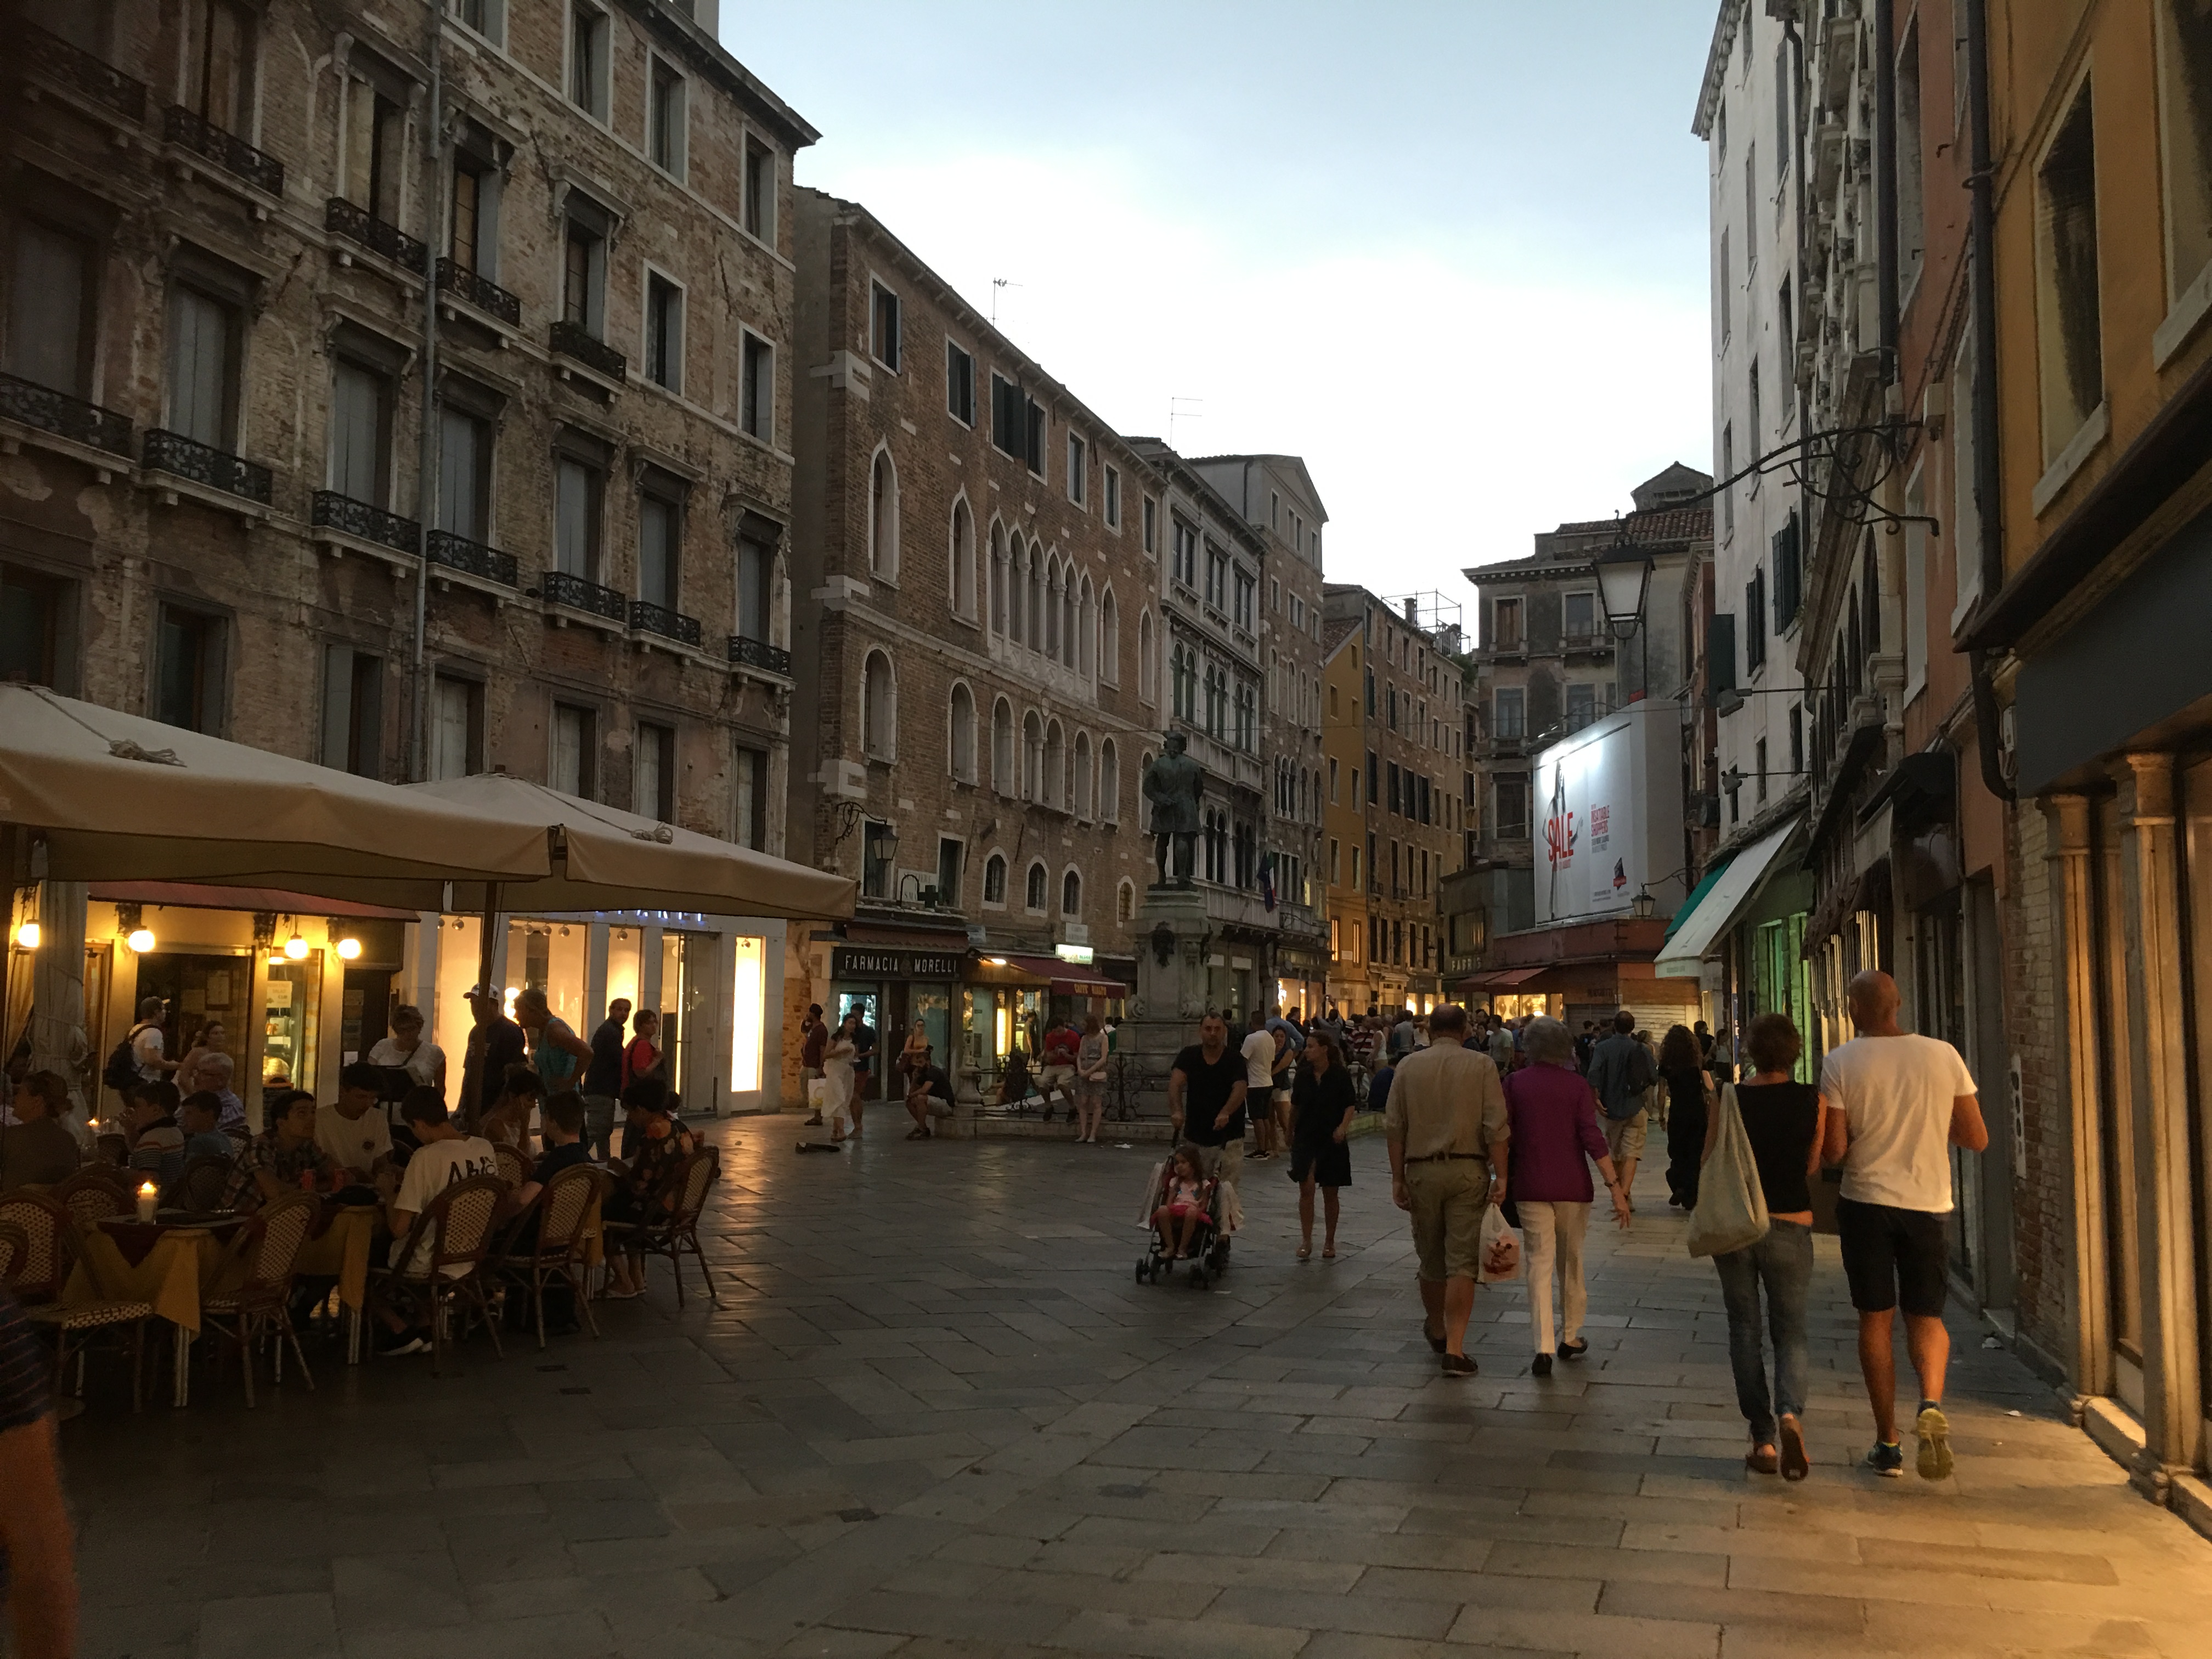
[138,1181,157,1198]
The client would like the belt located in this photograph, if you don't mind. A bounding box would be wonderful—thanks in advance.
[1405,1152,1486,1164]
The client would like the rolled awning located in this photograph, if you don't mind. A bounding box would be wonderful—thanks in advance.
[1005,955,1130,998]
[1457,967,1546,992]
[1654,820,1798,979]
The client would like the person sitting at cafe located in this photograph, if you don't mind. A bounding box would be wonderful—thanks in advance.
[125,1080,187,1192]
[0,1070,82,1188]
[504,1091,594,1337]
[903,1048,955,1141]
[176,1092,236,1166]
[602,1079,695,1300]
[375,1090,500,1357]
[315,1062,393,1183]
[480,1063,543,1153]
[222,1090,342,1210]
[194,1051,249,1138]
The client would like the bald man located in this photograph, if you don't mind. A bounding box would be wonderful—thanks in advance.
[1819,969,1988,1481]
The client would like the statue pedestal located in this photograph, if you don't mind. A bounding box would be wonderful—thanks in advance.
[1118,884,1214,1107]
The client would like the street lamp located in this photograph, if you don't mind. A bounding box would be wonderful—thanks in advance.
[1593,528,1654,642]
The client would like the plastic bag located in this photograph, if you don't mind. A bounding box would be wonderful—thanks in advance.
[1477,1203,1522,1282]
[1685,1084,1770,1258]
[805,1076,827,1106]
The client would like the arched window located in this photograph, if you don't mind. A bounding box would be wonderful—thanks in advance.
[1099,738,1119,825]
[1011,537,1028,645]
[1076,575,1093,677]
[949,497,975,619]
[1044,556,1062,659]
[1138,610,1155,703]
[861,650,895,759]
[1042,719,1065,809]
[989,521,1008,635]
[868,449,898,579]
[1061,868,1081,917]
[1116,879,1135,923]
[1061,576,1077,670]
[1028,545,1044,650]
[1073,731,1092,818]
[949,682,976,782]
[1025,861,1047,911]
[991,697,1015,795]
[983,853,1007,905]
[1023,709,1043,800]
[1099,588,1119,685]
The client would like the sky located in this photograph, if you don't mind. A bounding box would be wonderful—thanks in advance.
[723,2,1718,605]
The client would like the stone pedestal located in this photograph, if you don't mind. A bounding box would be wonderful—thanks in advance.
[1118,884,1214,1104]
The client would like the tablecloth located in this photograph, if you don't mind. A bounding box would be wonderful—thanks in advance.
[64,1227,223,1333]
[294,1206,378,1311]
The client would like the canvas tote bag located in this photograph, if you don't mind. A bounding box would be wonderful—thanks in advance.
[1685,1083,1770,1258]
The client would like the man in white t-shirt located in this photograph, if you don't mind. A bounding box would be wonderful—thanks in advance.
[1240,1011,1280,1161]
[374,1091,499,1356]
[1819,969,1988,1483]
[314,1062,393,1182]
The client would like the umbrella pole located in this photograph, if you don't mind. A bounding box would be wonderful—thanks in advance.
[477,882,500,993]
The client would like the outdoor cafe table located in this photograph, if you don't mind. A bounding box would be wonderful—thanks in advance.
[293,1202,380,1363]
[63,1215,244,1407]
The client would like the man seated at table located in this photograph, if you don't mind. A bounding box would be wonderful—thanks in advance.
[479,1063,543,1154]
[222,1090,342,1210]
[902,1048,955,1140]
[195,1051,249,1138]
[124,1080,187,1192]
[375,1090,500,1356]
[602,1079,696,1300]
[176,1092,237,1166]
[315,1063,392,1187]
[508,1092,593,1338]
[0,1070,82,1188]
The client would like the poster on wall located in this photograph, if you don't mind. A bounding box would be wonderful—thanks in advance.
[1532,699,1688,928]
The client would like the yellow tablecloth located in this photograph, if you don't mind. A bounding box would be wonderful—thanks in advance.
[294,1207,377,1311]
[64,1228,223,1334]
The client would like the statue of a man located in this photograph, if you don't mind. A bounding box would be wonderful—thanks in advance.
[1142,732,1204,887]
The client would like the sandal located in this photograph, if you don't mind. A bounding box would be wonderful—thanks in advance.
[1779,1417,1809,1482]
[1746,1444,1780,1474]
[1296,1245,1311,1261]
[1322,1245,1336,1259]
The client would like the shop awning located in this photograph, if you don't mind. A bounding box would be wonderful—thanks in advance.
[1458,968,1546,992]
[0,685,549,904]
[86,881,421,921]
[1003,955,1130,998]
[1654,819,1797,979]
[966,955,1054,990]
[1662,853,1736,943]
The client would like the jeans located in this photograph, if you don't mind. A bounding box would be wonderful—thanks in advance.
[1518,1200,1589,1351]
[1714,1218,1813,1443]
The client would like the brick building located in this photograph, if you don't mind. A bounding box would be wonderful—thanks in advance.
[3,0,815,1111]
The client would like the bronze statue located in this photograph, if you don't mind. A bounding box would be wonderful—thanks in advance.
[1142,732,1204,887]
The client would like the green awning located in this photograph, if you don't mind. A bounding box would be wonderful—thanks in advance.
[1662,852,1736,942]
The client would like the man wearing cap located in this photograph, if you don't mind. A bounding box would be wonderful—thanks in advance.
[458,985,527,1132]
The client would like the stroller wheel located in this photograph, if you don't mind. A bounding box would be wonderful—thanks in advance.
[1135,1259,1147,1283]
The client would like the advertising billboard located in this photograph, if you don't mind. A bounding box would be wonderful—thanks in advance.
[1531,699,1688,928]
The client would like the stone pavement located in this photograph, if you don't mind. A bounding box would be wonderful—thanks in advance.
[60,1116,2212,1659]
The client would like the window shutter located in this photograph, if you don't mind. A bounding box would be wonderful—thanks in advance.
[1709,613,1737,696]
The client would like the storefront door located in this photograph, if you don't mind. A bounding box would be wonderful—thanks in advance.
[262,955,323,1097]
[833,985,881,1099]
[2182,757,2212,1455]
[133,951,249,1092]
[340,967,392,1066]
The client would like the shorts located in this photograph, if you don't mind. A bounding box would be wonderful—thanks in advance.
[1038,1065,1076,1093]
[1271,1086,1293,1106]
[1192,1141,1244,1192]
[1836,1197,1949,1317]
[1403,1158,1488,1281]
[1603,1109,1647,1164]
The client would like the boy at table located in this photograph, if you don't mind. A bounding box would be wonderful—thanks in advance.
[222,1091,342,1210]
[315,1062,393,1186]
[124,1080,187,1192]
[508,1092,592,1337]
[177,1092,236,1165]
[373,1091,498,1357]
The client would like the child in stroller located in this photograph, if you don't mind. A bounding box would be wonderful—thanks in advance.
[1137,1143,1229,1286]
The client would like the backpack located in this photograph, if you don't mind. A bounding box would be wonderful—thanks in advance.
[103,1024,151,1093]
[1593,1036,1656,1120]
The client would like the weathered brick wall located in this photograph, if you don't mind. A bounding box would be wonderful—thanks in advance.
[2005,798,2075,1385]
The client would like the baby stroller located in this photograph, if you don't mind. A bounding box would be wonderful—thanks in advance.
[1133,1157,1232,1288]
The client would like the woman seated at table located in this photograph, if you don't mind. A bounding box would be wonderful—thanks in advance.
[222,1090,342,1210]
[600,1079,696,1300]
[480,1064,543,1154]
[0,1069,82,1187]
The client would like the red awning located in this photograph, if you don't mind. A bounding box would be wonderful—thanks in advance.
[1458,967,1547,992]
[87,880,420,921]
[1004,955,1130,999]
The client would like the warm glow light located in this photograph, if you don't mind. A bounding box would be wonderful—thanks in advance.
[127,927,156,953]
[335,936,362,960]
[985,956,1008,967]
[730,936,765,1094]
[267,953,285,967]
[137,1181,157,1198]
[285,933,309,960]
[503,985,520,1019]
[12,922,37,950]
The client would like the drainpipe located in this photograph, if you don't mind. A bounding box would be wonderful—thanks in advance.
[1873,0,1900,381]
[1963,0,2015,803]
[409,2,445,783]
[1785,10,1808,436]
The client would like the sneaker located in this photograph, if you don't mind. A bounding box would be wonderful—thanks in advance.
[378,1332,428,1358]
[1864,1439,1905,1478]
[1440,1353,1477,1378]
[1915,1403,1954,1481]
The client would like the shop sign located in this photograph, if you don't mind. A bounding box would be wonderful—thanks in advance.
[834,947,964,980]
[1054,943,1095,964]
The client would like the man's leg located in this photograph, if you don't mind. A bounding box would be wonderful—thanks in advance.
[1442,1274,1476,1357]
[1419,1275,1446,1341]
[1858,1311,1899,1444]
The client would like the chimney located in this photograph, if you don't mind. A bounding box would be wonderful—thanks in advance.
[1402,597,1418,626]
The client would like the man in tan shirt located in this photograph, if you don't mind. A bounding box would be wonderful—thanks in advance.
[1385,1002,1510,1376]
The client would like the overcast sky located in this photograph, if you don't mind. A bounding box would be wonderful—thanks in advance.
[726,2,1718,607]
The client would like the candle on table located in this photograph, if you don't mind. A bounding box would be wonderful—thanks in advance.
[136,1181,159,1223]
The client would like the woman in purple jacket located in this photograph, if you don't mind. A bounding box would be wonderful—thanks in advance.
[1504,1017,1633,1375]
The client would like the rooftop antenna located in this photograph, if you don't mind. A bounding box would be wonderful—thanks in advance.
[991,278,1020,325]
[1168,395,1204,449]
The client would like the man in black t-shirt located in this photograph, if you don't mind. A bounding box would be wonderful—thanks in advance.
[1170,1012,1249,1195]
[582,998,631,1161]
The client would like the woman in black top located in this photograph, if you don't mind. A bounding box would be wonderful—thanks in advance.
[1657,1025,1713,1210]
[1703,1011,1826,1481]
[1289,1029,1357,1261]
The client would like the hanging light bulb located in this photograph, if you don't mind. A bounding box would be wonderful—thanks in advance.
[285,933,309,960]
[127,927,156,953]
[336,936,362,960]
[13,921,38,950]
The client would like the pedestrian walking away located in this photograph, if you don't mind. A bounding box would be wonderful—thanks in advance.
[1657,1023,1714,1209]
[1239,1010,1278,1161]
[1708,1011,1825,1480]
[1289,1025,1357,1260]
[1584,1010,1655,1206]
[797,1003,828,1126]
[1821,970,1988,1481]
[1169,1013,1249,1203]
[1385,1003,1509,1376]
[1503,1017,1629,1376]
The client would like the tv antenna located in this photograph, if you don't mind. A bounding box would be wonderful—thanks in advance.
[991,278,1020,324]
[1168,395,1204,449]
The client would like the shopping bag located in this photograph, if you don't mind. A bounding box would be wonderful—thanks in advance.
[805,1077,826,1106]
[1477,1203,1522,1282]
[1685,1084,1770,1258]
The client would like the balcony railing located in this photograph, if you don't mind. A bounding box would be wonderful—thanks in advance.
[26,23,146,121]
[426,529,518,588]
[631,600,702,647]
[143,428,272,504]
[324,198,427,273]
[0,371,133,457]
[728,634,791,676]
[435,257,521,326]
[311,490,419,554]
[163,105,283,195]
[549,319,627,380]
[540,568,627,622]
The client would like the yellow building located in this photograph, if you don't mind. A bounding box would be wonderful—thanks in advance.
[1319,618,1369,1014]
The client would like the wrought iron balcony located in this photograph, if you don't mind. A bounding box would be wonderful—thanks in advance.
[631,600,702,647]
[435,258,521,326]
[26,23,146,121]
[311,490,419,554]
[142,429,272,504]
[540,569,627,622]
[324,198,427,273]
[728,634,792,676]
[163,105,283,195]
[549,319,627,381]
[426,529,518,588]
[0,371,133,457]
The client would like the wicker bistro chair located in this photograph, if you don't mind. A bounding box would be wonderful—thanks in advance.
[492,1142,529,1189]
[168,1154,236,1215]
[0,1220,27,1284]
[603,1147,723,1309]
[492,1164,606,1348]
[0,1190,152,1411]
[94,1131,128,1169]
[52,1167,134,1229]
[199,1192,319,1407]
[369,1174,508,1375]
